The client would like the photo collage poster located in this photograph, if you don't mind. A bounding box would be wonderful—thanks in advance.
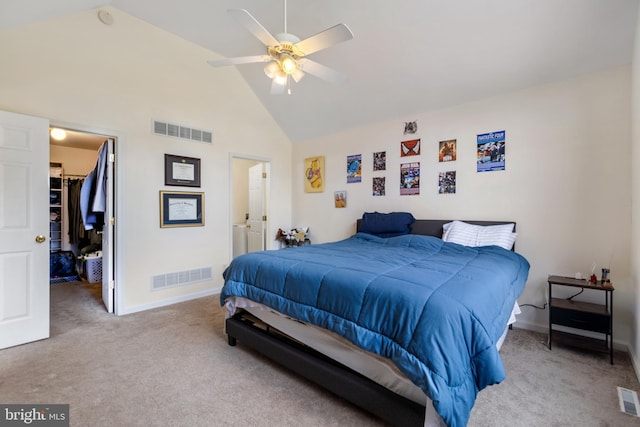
[400,162,420,195]
[372,177,385,196]
[373,151,386,171]
[372,151,386,196]
[438,171,456,194]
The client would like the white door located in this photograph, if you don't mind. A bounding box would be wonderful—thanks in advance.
[101,138,115,313]
[0,110,50,349]
[247,163,265,252]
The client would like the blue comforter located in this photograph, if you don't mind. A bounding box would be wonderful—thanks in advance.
[220,233,529,426]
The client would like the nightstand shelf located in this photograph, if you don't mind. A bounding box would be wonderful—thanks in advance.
[548,275,613,364]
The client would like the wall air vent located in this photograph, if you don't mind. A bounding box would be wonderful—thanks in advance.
[151,267,213,291]
[152,120,213,143]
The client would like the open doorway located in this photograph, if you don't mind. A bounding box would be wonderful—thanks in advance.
[230,154,271,260]
[49,127,117,314]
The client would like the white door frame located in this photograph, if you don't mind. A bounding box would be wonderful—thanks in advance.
[51,121,124,315]
[229,152,271,261]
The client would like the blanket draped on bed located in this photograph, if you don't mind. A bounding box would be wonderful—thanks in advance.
[220,233,529,427]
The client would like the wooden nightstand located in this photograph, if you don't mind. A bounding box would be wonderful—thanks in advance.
[547,275,614,364]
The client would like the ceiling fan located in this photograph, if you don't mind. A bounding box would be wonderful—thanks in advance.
[207,0,354,95]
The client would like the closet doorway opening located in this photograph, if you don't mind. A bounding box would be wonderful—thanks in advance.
[49,126,117,314]
[230,154,271,260]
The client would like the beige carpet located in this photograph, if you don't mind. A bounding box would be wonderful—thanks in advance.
[1,281,639,426]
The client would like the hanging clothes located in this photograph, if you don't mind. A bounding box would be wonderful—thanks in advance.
[67,178,85,244]
[80,141,108,231]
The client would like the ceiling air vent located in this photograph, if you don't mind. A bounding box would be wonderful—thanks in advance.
[152,120,213,143]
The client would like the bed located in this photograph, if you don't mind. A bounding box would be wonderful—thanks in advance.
[220,215,529,427]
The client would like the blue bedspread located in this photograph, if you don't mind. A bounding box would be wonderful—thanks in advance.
[220,233,529,426]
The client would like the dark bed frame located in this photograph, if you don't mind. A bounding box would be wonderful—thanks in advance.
[225,219,516,427]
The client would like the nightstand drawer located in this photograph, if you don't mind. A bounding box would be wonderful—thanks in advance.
[550,307,609,333]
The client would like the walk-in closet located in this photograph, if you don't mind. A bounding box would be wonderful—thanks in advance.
[49,128,112,291]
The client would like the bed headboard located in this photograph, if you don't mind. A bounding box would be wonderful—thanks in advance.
[356,219,516,238]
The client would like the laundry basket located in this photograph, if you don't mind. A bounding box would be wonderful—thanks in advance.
[83,254,103,284]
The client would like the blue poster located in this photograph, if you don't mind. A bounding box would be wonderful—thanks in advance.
[477,130,505,172]
[347,154,362,183]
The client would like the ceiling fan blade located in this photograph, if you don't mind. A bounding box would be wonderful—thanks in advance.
[229,9,280,47]
[271,78,286,95]
[299,59,348,84]
[294,23,354,56]
[207,55,271,67]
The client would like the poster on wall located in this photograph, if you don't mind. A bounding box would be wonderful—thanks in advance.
[404,121,417,134]
[477,130,505,172]
[373,151,386,171]
[334,191,347,208]
[438,171,456,194]
[401,139,420,157]
[439,139,457,162]
[400,162,420,195]
[347,154,362,183]
[304,156,325,193]
[372,177,386,196]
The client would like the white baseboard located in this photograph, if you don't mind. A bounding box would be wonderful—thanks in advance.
[117,287,222,316]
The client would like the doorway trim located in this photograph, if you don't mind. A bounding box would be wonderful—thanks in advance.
[229,152,271,261]
[50,120,124,315]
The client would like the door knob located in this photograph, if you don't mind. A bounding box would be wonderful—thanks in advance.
[35,235,46,243]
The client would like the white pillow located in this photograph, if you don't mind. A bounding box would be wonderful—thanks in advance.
[443,220,517,250]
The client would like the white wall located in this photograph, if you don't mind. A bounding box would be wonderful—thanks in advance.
[293,66,633,344]
[50,145,97,177]
[630,7,640,374]
[0,7,292,313]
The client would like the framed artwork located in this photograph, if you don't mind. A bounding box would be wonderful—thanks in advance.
[334,191,347,208]
[304,156,325,193]
[160,191,204,228]
[164,154,201,187]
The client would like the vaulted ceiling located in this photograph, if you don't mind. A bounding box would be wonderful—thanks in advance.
[2,0,638,143]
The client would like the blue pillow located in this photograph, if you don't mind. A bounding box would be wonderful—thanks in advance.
[359,212,415,237]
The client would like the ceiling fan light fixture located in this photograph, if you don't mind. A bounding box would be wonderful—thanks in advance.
[50,128,67,141]
[280,54,297,74]
[273,71,288,86]
[264,61,280,79]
